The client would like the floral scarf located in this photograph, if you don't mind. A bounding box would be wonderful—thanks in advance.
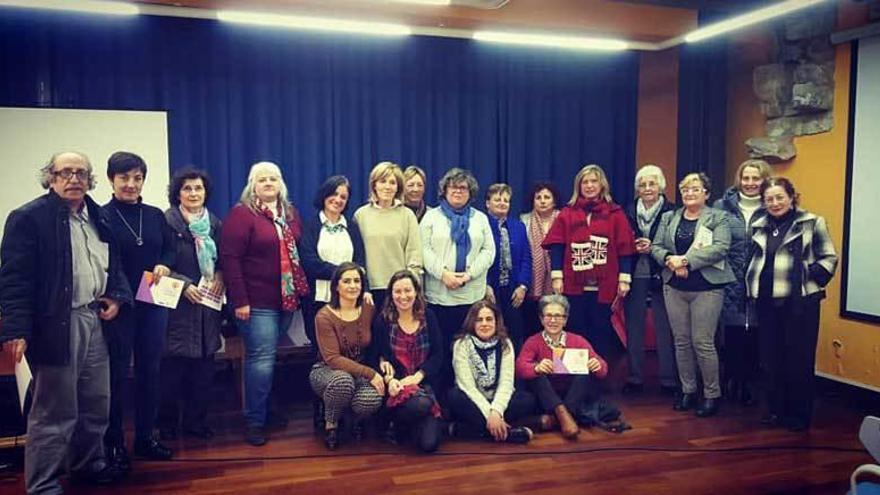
[253,198,309,311]
[542,330,567,349]
[527,209,558,299]
[465,335,501,396]
[181,205,217,279]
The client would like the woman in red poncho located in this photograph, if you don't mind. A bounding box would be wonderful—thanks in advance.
[542,164,636,360]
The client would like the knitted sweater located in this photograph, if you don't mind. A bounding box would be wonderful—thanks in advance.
[515,332,608,390]
[353,202,423,290]
[315,304,376,380]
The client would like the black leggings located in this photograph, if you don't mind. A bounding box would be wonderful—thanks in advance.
[389,394,442,452]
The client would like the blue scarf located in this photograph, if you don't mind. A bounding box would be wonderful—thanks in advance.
[439,198,471,272]
[182,206,217,279]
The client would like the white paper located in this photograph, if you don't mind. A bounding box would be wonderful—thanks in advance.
[197,276,225,311]
[135,271,184,309]
[552,348,590,375]
[692,225,726,271]
[15,355,32,413]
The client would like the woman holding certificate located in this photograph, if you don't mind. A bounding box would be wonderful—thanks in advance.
[651,172,734,418]
[158,167,223,441]
[515,294,607,439]
[103,151,177,469]
[221,161,309,447]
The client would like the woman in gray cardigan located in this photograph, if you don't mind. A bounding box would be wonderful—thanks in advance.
[652,172,734,418]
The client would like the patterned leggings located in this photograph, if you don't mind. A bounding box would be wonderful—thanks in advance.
[309,363,383,428]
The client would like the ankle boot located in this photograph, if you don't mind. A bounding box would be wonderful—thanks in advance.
[554,404,579,439]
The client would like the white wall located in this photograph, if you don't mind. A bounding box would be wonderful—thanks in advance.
[0,107,169,240]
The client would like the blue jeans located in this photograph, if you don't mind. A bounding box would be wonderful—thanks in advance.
[238,308,293,428]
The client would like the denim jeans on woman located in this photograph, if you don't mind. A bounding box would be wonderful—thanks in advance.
[238,308,293,428]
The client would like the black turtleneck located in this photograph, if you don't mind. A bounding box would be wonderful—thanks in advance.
[758,208,797,300]
[105,196,176,292]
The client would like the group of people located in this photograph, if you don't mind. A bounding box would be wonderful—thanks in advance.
[0,151,838,494]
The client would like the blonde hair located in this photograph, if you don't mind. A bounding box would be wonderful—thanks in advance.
[634,164,667,193]
[678,172,711,192]
[239,161,292,211]
[568,164,612,205]
[368,161,404,203]
[403,165,426,184]
[735,159,772,188]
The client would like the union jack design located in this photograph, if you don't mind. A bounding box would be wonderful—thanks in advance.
[570,235,609,272]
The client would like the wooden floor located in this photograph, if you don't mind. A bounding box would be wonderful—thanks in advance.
[0,368,873,494]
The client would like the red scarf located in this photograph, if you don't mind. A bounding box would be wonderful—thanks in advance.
[254,199,309,311]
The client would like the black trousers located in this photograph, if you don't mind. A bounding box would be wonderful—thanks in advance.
[528,375,598,414]
[566,292,621,360]
[157,356,214,432]
[723,324,759,382]
[428,303,472,395]
[388,390,443,452]
[521,298,543,339]
[496,284,525,353]
[756,297,822,427]
[446,387,536,439]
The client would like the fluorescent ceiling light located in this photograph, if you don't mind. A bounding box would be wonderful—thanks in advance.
[217,10,412,36]
[386,0,451,5]
[684,0,827,43]
[0,0,139,15]
[473,31,628,51]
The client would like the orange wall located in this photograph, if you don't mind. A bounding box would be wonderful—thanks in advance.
[725,1,880,390]
[636,49,679,199]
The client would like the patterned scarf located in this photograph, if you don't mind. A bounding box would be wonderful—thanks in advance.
[389,322,430,377]
[542,330,567,349]
[438,199,471,272]
[527,210,558,299]
[181,206,217,279]
[465,335,501,394]
[636,196,664,237]
[253,198,310,311]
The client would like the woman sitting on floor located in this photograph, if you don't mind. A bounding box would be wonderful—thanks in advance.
[515,294,608,439]
[446,300,536,444]
[310,262,385,450]
[371,270,444,452]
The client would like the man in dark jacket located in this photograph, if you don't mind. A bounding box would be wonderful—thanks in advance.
[0,151,132,494]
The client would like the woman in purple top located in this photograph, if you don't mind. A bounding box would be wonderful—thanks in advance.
[220,161,309,447]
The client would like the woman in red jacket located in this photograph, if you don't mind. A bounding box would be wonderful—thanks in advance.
[542,164,636,359]
[220,161,309,447]
[516,294,607,439]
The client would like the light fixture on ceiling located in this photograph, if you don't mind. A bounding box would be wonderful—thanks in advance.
[386,0,451,5]
[217,10,413,36]
[684,0,827,43]
[0,0,139,15]
[473,31,628,51]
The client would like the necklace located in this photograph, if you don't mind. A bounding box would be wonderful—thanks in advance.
[114,207,144,246]
[772,227,779,237]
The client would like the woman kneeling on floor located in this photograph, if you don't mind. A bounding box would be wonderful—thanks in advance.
[447,300,536,444]
[310,262,385,450]
[515,294,608,439]
[371,270,445,452]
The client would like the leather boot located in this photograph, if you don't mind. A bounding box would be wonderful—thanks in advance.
[554,404,579,439]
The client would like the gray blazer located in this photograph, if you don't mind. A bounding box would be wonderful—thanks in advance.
[651,206,736,286]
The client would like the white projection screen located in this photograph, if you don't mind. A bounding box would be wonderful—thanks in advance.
[0,107,170,241]
[842,35,880,323]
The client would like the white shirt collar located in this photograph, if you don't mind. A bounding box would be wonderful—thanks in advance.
[319,210,348,227]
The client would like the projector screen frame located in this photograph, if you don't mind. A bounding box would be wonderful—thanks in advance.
[840,39,880,325]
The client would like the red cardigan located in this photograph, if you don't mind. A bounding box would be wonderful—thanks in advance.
[515,332,608,390]
[220,203,302,310]
[542,201,636,304]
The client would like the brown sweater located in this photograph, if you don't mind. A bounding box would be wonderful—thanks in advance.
[315,304,376,380]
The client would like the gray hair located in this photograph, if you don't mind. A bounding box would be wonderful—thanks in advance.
[634,164,667,192]
[239,161,291,207]
[538,294,570,316]
[39,151,96,190]
[438,167,478,201]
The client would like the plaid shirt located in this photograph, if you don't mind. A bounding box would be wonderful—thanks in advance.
[746,209,837,299]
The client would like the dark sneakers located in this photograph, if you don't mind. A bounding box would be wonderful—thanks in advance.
[133,437,174,460]
[505,426,534,444]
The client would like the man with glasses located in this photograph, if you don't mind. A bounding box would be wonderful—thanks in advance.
[0,151,131,493]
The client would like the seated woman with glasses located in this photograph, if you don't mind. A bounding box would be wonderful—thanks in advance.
[515,294,608,440]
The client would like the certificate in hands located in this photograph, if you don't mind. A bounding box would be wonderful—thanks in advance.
[197,276,225,311]
[552,347,590,375]
[135,271,184,309]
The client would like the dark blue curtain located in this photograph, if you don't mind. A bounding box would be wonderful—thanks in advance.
[0,10,639,214]
[676,9,728,200]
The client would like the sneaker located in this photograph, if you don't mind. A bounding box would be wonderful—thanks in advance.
[506,426,533,444]
[245,425,267,447]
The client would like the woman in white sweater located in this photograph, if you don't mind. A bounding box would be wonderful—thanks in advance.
[446,300,535,443]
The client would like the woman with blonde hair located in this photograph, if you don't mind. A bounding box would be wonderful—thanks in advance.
[403,165,430,222]
[353,161,422,311]
[542,164,636,360]
[220,161,309,446]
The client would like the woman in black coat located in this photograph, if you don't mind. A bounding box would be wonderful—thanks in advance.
[157,167,223,440]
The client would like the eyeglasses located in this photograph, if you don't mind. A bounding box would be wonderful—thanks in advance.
[542,313,566,320]
[680,187,705,194]
[448,184,469,192]
[53,169,90,182]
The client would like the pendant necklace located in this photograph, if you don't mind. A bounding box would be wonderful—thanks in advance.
[115,207,144,246]
[772,227,780,237]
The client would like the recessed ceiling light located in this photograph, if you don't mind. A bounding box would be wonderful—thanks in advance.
[473,31,628,51]
[217,10,412,36]
[684,0,827,43]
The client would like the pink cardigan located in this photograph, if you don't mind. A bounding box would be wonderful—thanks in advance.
[515,332,608,389]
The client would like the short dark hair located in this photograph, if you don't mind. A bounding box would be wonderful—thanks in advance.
[313,175,351,213]
[329,262,366,309]
[107,151,147,179]
[524,181,561,213]
[760,176,800,208]
[168,167,212,207]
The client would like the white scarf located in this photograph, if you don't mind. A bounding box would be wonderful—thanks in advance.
[636,197,664,237]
